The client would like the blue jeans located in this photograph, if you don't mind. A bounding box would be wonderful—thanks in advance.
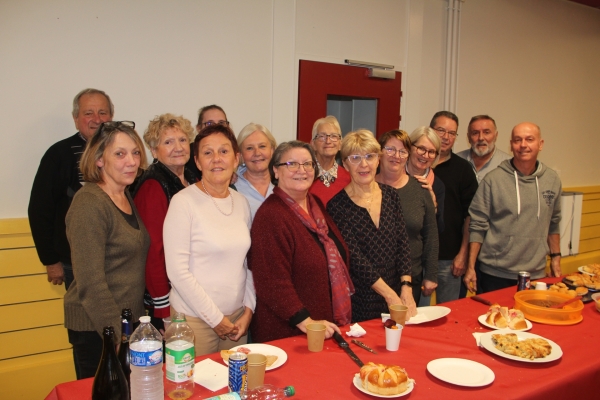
[68,329,103,379]
[418,260,461,306]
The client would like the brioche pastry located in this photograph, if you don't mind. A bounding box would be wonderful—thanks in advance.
[359,362,410,395]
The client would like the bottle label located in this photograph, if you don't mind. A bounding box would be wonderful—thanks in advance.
[166,341,195,382]
[205,394,241,400]
[130,341,163,366]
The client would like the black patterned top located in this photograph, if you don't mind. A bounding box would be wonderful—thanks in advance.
[327,183,411,322]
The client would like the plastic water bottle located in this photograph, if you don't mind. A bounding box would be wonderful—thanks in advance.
[164,312,195,399]
[204,384,295,399]
[129,316,163,400]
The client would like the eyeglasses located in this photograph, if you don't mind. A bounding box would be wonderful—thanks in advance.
[275,161,316,172]
[383,146,409,159]
[434,127,458,137]
[98,121,135,134]
[346,153,379,165]
[314,133,341,142]
[413,145,438,159]
[203,120,229,127]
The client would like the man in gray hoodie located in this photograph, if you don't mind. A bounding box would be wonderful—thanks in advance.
[464,122,562,293]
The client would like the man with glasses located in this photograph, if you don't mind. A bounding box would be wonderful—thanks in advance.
[422,111,478,304]
[28,88,113,289]
[465,122,561,293]
[457,115,511,183]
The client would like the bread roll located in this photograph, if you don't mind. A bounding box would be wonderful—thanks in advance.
[508,317,527,330]
[359,362,409,395]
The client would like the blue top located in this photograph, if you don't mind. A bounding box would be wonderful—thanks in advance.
[234,165,274,219]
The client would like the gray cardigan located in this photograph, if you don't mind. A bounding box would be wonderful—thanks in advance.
[64,183,150,337]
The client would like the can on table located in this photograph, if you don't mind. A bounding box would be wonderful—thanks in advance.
[517,271,531,291]
[228,352,248,392]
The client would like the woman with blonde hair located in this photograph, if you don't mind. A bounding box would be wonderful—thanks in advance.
[327,130,416,322]
[65,121,149,378]
[130,113,197,331]
[235,123,277,217]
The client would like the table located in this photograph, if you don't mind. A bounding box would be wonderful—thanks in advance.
[45,280,600,399]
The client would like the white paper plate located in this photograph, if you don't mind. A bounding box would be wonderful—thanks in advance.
[579,266,596,276]
[405,306,451,325]
[427,358,494,387]
[223,343,287,371]
[477,314,532,331]
[479,331,563,363]
[353,373,415,397]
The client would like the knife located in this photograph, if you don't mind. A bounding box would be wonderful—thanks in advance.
[351,339,377,354]
[471,295,493,306]
[333,332,364,367]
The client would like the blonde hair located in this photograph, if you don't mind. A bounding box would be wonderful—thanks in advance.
[80,123,147,183]
[143,113,195,151]
[237,123,277,149]
[409,126,441,167]
[340,129,380,159]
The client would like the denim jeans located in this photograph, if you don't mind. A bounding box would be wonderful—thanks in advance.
[418,260,461,306]
[68,329,103,379]
[480,271,518,293]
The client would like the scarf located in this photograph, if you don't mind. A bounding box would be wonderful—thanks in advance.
[317,160,339,188]
[273,187,354,325]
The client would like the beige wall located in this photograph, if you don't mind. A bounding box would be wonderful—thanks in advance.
[1,0,599,218]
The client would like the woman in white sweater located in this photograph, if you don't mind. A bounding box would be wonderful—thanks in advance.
[163,124,254,356]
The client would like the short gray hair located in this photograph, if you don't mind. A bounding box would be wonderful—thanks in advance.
[311,116,342,140]
[72,88,114,118]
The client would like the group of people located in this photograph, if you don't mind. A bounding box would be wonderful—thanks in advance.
[28,88,562,380]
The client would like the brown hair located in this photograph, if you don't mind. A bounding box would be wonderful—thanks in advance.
[80,122,147,183]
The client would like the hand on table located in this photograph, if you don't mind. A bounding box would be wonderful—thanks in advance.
[421,279,437,297]
[297,317,340,339]
[213,316,239,340]
[46,262,65,286]
[400,286,417,318]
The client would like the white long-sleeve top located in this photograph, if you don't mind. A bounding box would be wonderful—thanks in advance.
[164,184,254,328]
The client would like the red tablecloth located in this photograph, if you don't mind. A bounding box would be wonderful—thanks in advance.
[46,280,600,400]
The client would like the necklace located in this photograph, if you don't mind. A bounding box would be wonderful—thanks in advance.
[200,179,234,216]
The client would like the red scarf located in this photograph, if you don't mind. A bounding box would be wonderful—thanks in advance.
[273,187,354,325]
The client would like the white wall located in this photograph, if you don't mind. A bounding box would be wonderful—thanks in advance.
[1,0,599,218]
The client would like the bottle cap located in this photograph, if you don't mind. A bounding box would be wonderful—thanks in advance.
[284,386,295,396]
[139,316,151,323]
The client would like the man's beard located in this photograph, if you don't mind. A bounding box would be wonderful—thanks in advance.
[472,142,495,157]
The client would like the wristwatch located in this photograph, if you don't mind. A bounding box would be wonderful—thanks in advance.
[400,280,413,288]
[549,253,561,258]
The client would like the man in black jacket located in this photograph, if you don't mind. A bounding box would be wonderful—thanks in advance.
[28,88,113,289]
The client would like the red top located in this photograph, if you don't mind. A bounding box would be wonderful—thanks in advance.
[132,179,171,318]
[248,193,349,343]
[309,166,351,206]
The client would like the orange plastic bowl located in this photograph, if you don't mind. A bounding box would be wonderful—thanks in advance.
[514,290,583,325]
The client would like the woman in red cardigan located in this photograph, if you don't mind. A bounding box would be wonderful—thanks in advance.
[248,141,354,343]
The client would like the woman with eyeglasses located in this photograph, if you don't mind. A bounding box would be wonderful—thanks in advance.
[163,124,254,356]
[327,130,417,322]
[375,130,439,304]
[248,141,353,342]
[235,123,277,218]
[309,116,351,205]
[406,126,446,233]
[129,114,197,333]
[185,104,230,181]
[65,121,150,379]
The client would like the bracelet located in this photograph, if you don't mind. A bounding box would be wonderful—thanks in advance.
[549,253,561,258]
[400,280,413,288]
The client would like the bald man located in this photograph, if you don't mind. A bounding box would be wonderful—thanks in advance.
[464,122,562,293]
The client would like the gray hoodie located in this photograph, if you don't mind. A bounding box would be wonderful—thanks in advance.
[469,159,561,279]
